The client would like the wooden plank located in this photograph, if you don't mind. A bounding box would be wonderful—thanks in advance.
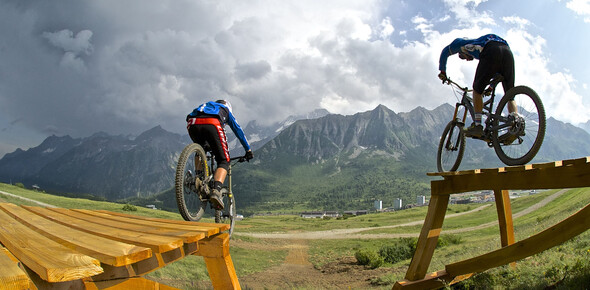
[480,167,505,174]
[24,206,183,253]
[562,156,590,166]
[404,194,450,281]
[503,164,533,172]
[431,161,590,195]
[0,246,33,290]
[532,160,563,169]
[95,210,230,232]
[446,202,590,277]
[0,207,102,282]
[50,208,207,243]
[427,169,481,177]
[84,277,181,290]
[0,203,151,267]
[195,233,241,290]
[74,209,220,238]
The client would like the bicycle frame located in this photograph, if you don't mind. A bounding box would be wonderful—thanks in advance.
[446,75,504,142]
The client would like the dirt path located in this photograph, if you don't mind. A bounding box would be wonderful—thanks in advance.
[0,190,56,208]
[238,239,392,289]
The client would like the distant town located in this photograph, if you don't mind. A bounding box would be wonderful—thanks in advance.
[298,189,542,219]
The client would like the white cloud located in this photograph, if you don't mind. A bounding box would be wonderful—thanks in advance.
[377,17,395,40]
[442,0,495,27]
[567,0,590,22]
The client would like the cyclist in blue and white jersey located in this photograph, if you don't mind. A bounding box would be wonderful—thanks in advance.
[438,34,516,138]
[186,100,253,209]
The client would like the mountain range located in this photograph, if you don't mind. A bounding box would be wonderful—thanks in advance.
[1,104,589,212]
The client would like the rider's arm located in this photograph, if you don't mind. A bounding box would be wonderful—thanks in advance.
[226,112,251,152]
[438,38,468,72]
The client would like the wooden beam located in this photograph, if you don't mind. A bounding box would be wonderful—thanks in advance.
[431,161,590,195]
[195,233,240,290]
[404,194,449,281]
[494,190,515,248]
[446,202,590,277]
[84,277,180,290]
[393,270,473,289]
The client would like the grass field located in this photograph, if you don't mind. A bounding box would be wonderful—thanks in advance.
[1,183,589,289]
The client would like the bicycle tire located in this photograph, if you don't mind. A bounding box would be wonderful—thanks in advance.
[175,143,209,221]
[492,86,546,166]
[214,188,236,236]
[437,120,466,172]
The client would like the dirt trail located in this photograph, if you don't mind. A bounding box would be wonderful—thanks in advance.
[238,239,392,289]
[0,190,56,208]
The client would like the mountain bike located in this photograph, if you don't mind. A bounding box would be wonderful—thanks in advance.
[175,143,247,236]
[437,74,546,172]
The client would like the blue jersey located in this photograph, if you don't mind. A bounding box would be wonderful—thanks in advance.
[439,34,508,72]
[188,101,251,151]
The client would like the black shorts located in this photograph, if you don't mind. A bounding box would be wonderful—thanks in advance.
[187,118,230,171]
[473,41,515,95]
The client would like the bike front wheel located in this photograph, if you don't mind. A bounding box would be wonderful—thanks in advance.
[437,120,466,172]
[215,188,236,237]
[492,86,546,166]
[175,143,209,221]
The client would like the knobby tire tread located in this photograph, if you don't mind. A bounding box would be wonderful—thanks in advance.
[437,121,466,172]
[175,143,208,221]
[492,86,546,166]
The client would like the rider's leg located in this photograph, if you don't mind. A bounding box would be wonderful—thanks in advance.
[463,90,484,137]
[213,168,227,189]
[508,100,517,114]
[473,91,483,124]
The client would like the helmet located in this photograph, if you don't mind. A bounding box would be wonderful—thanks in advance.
[215,99,232,113]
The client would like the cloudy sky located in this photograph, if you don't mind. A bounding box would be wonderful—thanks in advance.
[1,0,589,158]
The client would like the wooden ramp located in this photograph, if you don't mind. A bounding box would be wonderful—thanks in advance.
[0,203,240,289]
[394,157,590,289]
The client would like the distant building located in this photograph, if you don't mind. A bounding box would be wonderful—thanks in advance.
[393,198,403,210]
[374,200,383,211]
[145,205,157,210]
[343,210,368,216]
[300,211,341,218]
[32,185,41,191]
[324,211,341,218]
[416,195,426,206]
[301,211,324,218]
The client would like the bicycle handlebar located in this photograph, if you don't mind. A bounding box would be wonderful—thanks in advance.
[443,78,471,93]
[230,155,249,163]
[444,74,503,96]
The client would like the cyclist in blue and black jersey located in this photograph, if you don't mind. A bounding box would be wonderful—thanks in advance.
[186,100,253,209]
[438,34,517,138]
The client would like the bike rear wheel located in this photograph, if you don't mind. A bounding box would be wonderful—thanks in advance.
[437,120,466,172]
[175,143,209,221]
[492,86,546,166]
[215,188,236,237]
